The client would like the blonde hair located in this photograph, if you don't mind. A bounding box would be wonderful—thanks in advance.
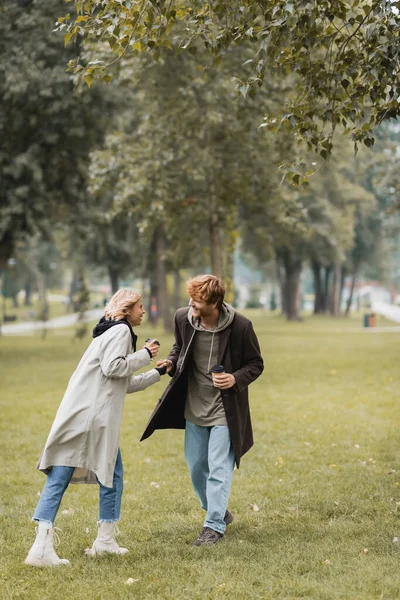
[104,289,141,321]
[186,275,225,309]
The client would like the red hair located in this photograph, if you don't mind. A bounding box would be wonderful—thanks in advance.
[186,275,225,308]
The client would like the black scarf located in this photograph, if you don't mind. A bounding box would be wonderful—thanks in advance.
[92,317,137,351]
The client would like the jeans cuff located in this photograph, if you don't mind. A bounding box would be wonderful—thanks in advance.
[98,518,119,523]
[32,518,53,526]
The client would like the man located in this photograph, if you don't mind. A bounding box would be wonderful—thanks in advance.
[141,274,263,546]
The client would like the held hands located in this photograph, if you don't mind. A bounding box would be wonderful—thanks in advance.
[143,339,160,359]
[157,359,174,374]
[212,373,236,390]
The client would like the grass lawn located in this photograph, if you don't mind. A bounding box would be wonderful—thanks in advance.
[1,311,400,599]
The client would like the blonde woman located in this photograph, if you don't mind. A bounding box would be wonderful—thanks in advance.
[25,289,168,567]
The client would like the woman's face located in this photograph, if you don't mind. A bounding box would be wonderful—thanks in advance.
[127,300,145,326]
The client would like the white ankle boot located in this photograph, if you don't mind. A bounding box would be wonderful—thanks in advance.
[25,522,71,567]
[85,521,129,556]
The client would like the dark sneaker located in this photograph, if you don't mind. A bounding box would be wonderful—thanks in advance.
[192,527,223,546]
[224,509,234,526]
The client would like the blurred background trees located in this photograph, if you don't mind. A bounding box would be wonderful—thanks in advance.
[1,0,400,329]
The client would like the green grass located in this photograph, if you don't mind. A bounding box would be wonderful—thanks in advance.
[1,312,400,599]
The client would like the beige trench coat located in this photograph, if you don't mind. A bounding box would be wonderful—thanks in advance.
[37,325,160,487]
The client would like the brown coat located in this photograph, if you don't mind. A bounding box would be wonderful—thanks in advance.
[141,307,264,466]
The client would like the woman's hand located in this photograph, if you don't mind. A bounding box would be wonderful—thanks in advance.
[143,340,160,358]
[157,359,173,373]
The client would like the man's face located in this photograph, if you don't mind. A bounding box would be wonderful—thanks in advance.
[127,301,145,326]
[188,296,216,319]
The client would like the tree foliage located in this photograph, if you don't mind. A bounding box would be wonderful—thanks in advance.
[61,0,400,165]
[0,0,108,270]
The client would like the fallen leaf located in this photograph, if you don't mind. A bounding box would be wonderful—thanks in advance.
[37,491,41,497]
[354,444,360,449]
[125,578,139,585]
[304,442,312,447]
[144,458,151,463]
[249,503,260,512]
[363,548,369,554]
[217,583,226,589]
[150,481,160,489]
[393,537,399,543]
[85,527,90,534]
[323,559,331,565]
[62,507,74,515]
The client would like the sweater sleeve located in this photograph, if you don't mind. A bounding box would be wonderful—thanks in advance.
[99,326,151,378]
[126,368,161,393]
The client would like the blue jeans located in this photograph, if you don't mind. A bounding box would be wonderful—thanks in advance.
[184,421,235,535]
[33,449,124,525]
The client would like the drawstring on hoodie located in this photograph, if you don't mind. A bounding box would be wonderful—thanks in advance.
[207,332,215,373]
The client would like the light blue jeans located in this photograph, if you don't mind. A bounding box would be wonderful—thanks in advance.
[184,421,235,535]
[33,449,124,525]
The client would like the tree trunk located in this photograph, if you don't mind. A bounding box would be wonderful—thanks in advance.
[155,226,172,332]
[209,215,223,277]
[345,269,358,316]
[68,270,79,313]
[330,264,342,316]
[148,277,158,325]
[312,260,323,314]
[280,249,302,321]
[322,267,331,312]
[174,269,182,311]
[276,256,286,316]
[24,278,32,306]
[35,270,49,339]
[108,267,119,295]
[0,232,13,274]
[339,266,346,314]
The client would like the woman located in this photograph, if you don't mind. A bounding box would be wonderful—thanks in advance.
[25,289,168,567]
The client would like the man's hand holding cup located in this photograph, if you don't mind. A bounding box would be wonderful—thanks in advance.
[211,365,236,389]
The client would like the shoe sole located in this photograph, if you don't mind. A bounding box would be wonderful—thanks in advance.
[24,556,70,567]
[192,538,223,546]
[224,512,234,526]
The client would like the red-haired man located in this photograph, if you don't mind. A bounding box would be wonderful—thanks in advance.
[141,275,263,546]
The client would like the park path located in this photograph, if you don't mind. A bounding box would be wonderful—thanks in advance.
[1,309,104,336]
[372,300,400,324]
[2,302,400,336]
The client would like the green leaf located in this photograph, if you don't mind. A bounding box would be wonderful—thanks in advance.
[64,32,73,47]
[84,74,94,88]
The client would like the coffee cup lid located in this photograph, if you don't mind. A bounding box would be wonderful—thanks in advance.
[211,365,225,373]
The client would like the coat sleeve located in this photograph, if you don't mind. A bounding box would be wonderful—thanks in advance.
[126,368,161,393]
[165,311,183,375]
[232,321,264,393]
[99,327,151,378]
